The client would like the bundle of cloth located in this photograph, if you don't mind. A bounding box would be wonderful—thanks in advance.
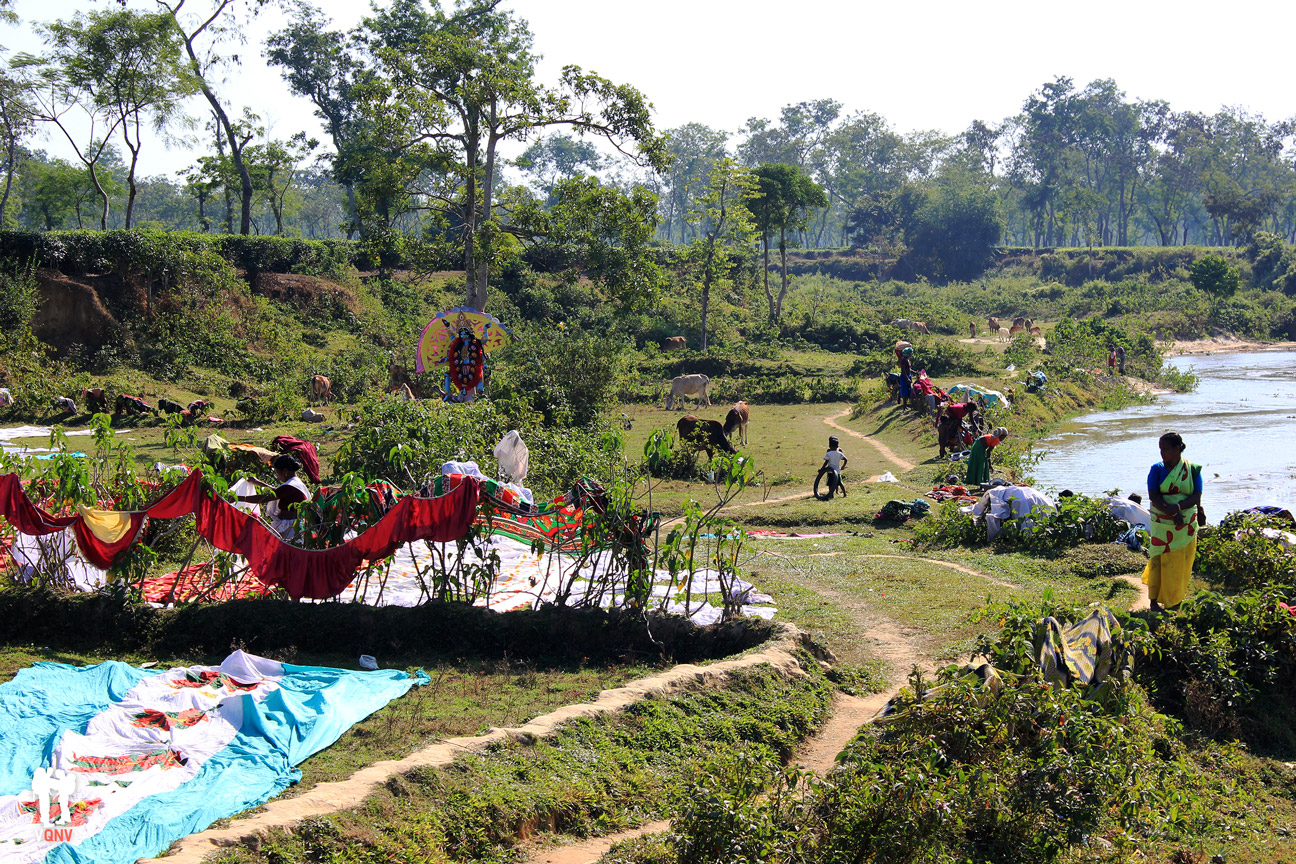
[965,485,1055,541]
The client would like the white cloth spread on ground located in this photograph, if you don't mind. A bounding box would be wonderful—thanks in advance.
[967,485,1056,541]
[339,534,776,624]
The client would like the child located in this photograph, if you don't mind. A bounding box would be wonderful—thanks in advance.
[822,435,848,497]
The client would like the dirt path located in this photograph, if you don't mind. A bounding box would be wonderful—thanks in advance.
[1120,574,1151,611]
[525,820,673,864]
[823,408,916,473]
[858,554,1017,589]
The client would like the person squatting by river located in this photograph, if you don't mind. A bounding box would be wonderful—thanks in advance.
[1143,431,1205,612]
[965,427,1009,486]
[936,400,981,458]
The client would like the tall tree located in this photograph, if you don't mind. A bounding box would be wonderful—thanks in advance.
[0,69,35,227]
[43,9,195,228]
[359,0,666,311]
[657,123,728,243]
[749,163,826,321]
[246,131,316,235]
[514,133,602,205]
[266,0,364,236]
[158,0,273,235]
[684,158,756,352]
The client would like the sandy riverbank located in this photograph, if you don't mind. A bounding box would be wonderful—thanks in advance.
[1162,335,1296,356]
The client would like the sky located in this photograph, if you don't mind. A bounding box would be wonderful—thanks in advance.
[4,0,1294,178]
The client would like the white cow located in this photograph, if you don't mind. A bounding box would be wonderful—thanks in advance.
[664,374,711,410]
[890,318,930,334]
[997,327,1011,342]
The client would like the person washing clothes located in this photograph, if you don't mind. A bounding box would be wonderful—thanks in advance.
[965,427,1008,486]
[238,454,311,539]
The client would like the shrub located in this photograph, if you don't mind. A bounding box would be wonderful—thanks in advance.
[1195,512,1296,591]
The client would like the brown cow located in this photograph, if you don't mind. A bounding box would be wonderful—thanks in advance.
[987,316,1000,332]
[1012,316,1026,329]
[661,336,687,352]
[81,388,109,414]
[968,321,977,339]
[723,401,750,446]
[1009,323,1023,336]
[677,415,736,459]
[1023,317,1034,331]
[310,375,332,405]
[1029,326,1043,336]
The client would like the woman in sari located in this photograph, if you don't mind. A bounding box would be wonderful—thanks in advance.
[965,427,1008,486]
[1142,431,1203,612]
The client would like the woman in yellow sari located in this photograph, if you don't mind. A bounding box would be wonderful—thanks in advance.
[1142,431,1204,612]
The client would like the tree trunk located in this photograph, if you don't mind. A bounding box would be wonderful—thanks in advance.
[462,110,481,308]
[776,225,789,321]
[344,182,358,239]
[762,231,773,320]
[123,115,141,229]
[469,114,499,311]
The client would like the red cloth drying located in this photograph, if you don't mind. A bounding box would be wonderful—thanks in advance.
[0,470,482,599]
[271,436,321,483]
[72,513,148,570]
[0,474,75,536]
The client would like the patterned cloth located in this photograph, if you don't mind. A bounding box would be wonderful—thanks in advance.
[1033,606,1121,692]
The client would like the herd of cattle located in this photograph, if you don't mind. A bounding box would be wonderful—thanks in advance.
[661,373,751,459]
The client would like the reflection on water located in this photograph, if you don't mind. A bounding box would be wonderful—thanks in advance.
[1032,351,1296,522]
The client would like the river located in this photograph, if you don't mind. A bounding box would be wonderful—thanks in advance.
[1031,350,1296,521]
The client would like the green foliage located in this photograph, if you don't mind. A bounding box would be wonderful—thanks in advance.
[1195,512,1296,591]
[1140,588,1296,748]
[332,395,608,496]
[491,327,628,428]
[903,173,1003,281]
[1189,253,1241,297]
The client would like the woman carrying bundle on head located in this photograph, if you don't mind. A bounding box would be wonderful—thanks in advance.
[965,426,1008,486]
[1143,431,1205,612]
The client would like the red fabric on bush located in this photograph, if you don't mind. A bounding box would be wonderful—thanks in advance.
[0,471,482,600]
[72,513,148,570]
[271,436,320,483]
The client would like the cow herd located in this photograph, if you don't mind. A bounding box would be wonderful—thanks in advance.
[660,373,751,458]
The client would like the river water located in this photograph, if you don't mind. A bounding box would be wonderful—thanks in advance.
[1032,351,1296,521]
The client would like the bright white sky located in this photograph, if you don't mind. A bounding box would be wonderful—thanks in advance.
[4,0,1294,179]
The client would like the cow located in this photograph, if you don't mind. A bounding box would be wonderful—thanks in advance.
[723,401,750,446]
[997,327,1011,342]
[302,407,325,423]
[387,362,421,399]
[987,317,1000,332]
[52,396,76,415]
[676,415,736,459]
[664,374,711,410]
[188,399,212,414]
[661,336,687,352]
[1009,322,1024,336]
[158,398,185,415]
[1029,326,1043,336]
[968,321,977,339]
[80,388,109,414]
[1023,317,1034,331]
[115,394,153,416]
[389,383,416,401]
[310,375,332,405]
[890,318,930,334]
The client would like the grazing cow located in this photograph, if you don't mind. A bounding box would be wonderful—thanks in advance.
[81,388,108,414]
[158,398,185,415]
[997,327,1011,342]
[1009,322,1024,336]
[389,383,416,401]
[1023,317,1034,331]
[723,401,750,446]
[302,407,325,423]
[890,318,930,334]
[1012,316,1026,329]
[52,396,76,415]
[987,317,1000,332]
[387,362,421,399]
[310,375,332,405]
[676,415,736,459]
[1029,326,1043,336]
[969,321,977,339]
[661,336,687,352]
[664,374,711,410]
[115,394,153,416]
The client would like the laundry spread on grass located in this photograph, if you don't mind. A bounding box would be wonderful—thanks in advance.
[0,651,419,864]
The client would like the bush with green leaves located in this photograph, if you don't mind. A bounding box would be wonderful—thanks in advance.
[490,327,628,428]
[916,493,1126,556]
[1195,512,1296,591]
[1139,588,1296,748]
[332,394,612,496]
[1189,253,1240,297]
